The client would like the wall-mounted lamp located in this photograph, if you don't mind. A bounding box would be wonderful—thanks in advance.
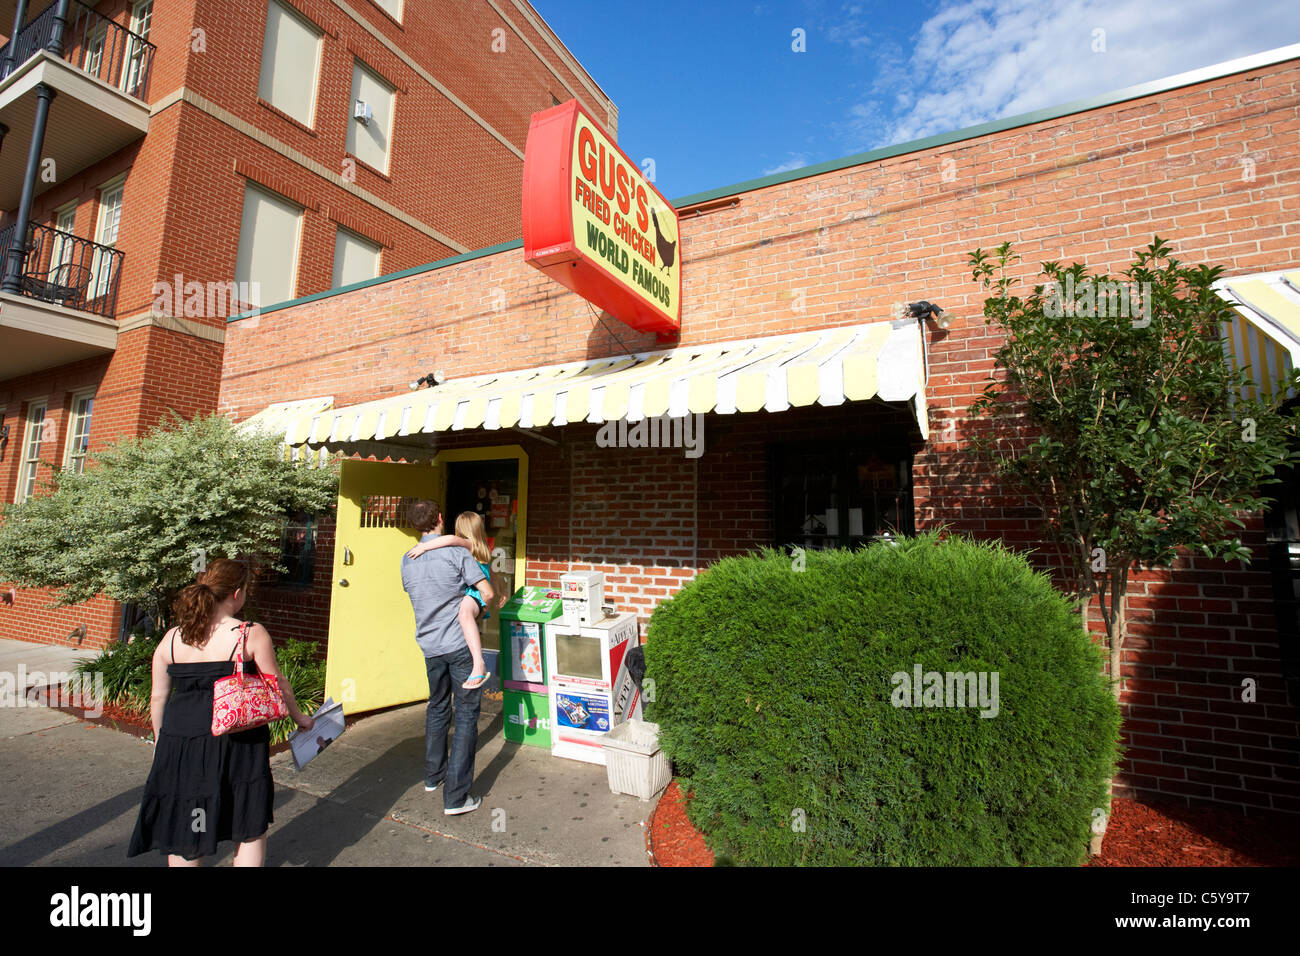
[408,370,447,390]
[901,301,953,330]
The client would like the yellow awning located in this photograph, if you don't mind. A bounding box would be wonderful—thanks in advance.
[1215,270,1300,402]
[249,318,930,459]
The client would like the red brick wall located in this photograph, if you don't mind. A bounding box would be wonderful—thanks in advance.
[0,0,612,650]
[219,57,1300,815]
[0,356,121,650]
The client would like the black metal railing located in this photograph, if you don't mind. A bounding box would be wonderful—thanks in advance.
[0,1,155,100]
[0,220,123,318]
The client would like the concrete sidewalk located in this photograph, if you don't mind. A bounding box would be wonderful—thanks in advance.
[0,638,653,867]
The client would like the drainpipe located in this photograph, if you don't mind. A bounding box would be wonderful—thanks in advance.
[0,82,56,294]
[1,0,30,78]
[46,0,69,56]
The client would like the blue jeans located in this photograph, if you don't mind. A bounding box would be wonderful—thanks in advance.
[424,646,481,810]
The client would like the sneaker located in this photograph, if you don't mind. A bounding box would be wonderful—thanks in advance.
[444,796,481,816]
[424,782,440,792]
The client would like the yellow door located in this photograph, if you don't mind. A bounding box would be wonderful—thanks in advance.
[325,459,445,715]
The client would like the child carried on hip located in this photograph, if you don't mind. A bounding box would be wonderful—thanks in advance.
[406,511,495,690]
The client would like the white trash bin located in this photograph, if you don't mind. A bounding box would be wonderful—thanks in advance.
[601,719,670,801]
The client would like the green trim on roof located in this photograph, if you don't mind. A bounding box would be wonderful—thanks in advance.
[228,43,1300,326]
[227,239,523,322]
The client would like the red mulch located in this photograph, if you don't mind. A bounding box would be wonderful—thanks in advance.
[646,782,1300,867]
[1086,796,1300,867]
[646,780,714,867]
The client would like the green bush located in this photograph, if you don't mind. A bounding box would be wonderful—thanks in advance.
[74,630,161,716]
[644,533,1122,866]
[74,633,326,746]
[267,639,327,746]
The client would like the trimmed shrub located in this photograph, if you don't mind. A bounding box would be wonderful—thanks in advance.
[644,533,1122,866]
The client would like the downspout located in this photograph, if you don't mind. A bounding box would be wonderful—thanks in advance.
[1,0,68,293]
[0,83,55,293]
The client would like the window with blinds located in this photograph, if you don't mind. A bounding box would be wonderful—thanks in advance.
[258,0,323,127]
[235,183,304,307]
[347,60,396,174]
[332,228,382,288]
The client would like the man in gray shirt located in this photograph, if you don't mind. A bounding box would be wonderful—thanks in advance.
[400,500,494,815]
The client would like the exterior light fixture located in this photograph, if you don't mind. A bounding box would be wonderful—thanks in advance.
[901,300,953,330]
[409,370,449,390]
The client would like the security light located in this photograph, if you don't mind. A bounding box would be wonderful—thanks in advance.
[902,301,952,329]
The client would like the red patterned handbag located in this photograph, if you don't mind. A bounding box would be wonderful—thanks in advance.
[211,622,288,736]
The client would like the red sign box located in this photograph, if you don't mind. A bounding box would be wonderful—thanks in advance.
[522,100,682,335]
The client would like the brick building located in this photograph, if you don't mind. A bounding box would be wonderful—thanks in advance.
[215,45,1300,816]
[0,0,614,648]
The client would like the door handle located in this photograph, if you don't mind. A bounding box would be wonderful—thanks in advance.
[343,547,353,565]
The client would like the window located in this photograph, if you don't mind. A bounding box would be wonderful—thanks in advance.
[370,0,403,22]
[84,21,107,80]
[89,180,124,301]
[48,203,77,282]
[258,0,322,127]
[332,228,381,288]
[1263,445,1300,709]
[771,443,914,551]
[16,402,49,503]
[234,183,303,307]
[63,391,94,474]
[122,0,153,96]
[347,60,396,174]
[277,512,317,586]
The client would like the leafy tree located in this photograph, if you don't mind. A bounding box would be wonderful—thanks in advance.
[967,238,1300,700]
[0,414,338,626]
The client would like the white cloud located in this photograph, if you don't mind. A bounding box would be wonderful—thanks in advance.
[763,153,812,174]
[843,0,1300,148]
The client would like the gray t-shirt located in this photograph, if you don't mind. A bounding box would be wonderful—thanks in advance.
[400,539,487,658]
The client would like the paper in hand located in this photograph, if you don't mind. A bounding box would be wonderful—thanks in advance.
[288,697,345,771]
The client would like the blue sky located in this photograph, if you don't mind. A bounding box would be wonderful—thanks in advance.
[530,0,1300,203]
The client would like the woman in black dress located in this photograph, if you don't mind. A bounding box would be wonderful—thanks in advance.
[128,558,313,866]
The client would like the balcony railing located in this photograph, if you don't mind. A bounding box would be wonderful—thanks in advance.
[0,1,155,100]
[0,220,124,319]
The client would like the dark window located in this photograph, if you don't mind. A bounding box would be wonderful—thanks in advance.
[1262,443,1300,712]
[771,443,914,551]
[278,511,317,586]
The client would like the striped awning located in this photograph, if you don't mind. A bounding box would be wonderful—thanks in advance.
[248,318,929,459]
[1215,269,1300,402]
[238,396,335,436]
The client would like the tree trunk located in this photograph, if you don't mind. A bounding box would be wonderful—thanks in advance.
[1091,566,1128,857]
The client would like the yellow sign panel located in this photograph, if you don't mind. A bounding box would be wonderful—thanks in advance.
[569,110,680,326]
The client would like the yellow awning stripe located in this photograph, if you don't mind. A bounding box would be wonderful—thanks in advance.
[255,318,929,451]
[1216,269,1300,403]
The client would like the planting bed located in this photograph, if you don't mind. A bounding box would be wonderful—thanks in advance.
[647,780,1300,867]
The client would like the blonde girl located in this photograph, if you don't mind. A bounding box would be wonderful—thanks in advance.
[406,511,494,689]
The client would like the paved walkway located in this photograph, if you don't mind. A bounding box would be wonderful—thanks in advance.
[0,637,653,866]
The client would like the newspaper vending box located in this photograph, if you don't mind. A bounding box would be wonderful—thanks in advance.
[497,586,565,749]
[546,612,641,765]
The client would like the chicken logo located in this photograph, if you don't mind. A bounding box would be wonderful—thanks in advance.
[651,207,677,274]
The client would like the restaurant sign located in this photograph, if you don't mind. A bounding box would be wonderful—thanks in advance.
[522,100,681,335]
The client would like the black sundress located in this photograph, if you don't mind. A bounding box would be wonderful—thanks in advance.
[127,627,275,860]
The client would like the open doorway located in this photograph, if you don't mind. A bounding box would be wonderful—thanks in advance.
[444,457,522,656]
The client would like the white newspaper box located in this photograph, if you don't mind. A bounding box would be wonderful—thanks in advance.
[560,570,605,626]
[546,612,640,765]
